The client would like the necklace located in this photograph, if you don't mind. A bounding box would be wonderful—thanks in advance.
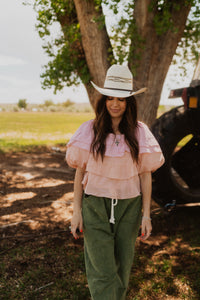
[114,135,121,146]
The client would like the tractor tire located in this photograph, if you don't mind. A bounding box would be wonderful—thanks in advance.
[151,105,200,206]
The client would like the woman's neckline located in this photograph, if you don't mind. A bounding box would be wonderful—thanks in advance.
[109,132,124,137]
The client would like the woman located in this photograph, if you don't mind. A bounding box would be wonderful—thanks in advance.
[66,64,164,300]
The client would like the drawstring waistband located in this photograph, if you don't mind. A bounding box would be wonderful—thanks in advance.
[109,198,118,224]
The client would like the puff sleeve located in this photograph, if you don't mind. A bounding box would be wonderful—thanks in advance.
[136,121,165,173]
[65,120,94,170]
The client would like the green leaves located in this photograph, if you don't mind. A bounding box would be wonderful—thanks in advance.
[31,0,200,92]
[175,0,200,74]
[32,0,89,91]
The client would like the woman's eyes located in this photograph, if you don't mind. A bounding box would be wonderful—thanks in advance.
[107,97,125,102]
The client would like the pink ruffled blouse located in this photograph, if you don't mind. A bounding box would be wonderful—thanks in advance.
[66,119,164,200]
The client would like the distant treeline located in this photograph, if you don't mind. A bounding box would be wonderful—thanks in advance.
[0,99,93,113]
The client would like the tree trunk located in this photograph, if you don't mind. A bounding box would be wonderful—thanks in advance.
[131,0,191,126]
[73,0,113,108]
[70,0,191,125]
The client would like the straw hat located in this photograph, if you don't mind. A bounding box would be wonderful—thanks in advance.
[91,64,146,98]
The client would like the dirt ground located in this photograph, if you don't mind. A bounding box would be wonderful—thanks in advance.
[0,148,75,235]
[1,150,200,299]
[0,148,161,235]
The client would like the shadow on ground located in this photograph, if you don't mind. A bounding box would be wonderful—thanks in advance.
[0,150,200,299]
[0,149,74,233]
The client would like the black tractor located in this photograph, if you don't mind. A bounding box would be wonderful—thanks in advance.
[151,72,200,206]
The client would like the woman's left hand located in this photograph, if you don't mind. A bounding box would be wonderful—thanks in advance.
[140,217,152,241]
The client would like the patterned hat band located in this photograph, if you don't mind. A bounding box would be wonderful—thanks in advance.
[106,76,132,84]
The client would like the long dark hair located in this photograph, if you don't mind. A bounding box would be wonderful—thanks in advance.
[91,95,139,162]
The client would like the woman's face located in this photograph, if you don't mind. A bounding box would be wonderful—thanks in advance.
[106,97,127,120]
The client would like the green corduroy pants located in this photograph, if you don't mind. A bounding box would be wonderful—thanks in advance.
[82,194,142,300]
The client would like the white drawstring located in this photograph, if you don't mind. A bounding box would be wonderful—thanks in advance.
[109,198,118,224]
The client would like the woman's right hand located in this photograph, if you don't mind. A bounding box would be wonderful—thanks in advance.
[70,210,83,239]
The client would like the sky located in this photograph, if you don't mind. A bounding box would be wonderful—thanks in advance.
[0,0,195,105]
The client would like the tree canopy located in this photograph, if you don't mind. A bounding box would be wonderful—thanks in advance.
[28,0,200,125]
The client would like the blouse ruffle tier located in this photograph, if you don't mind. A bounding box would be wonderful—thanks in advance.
[66,119,165,199]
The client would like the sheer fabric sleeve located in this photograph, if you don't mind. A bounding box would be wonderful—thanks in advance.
[136,121,165,173]
[65,120,93,170]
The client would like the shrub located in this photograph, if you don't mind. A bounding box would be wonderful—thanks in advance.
[13,106,19,112]
[18,99,27,109]
[62,99,74,107]
[44,100,54,107]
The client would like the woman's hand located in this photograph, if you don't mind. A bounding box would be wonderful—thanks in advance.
[70,167,85,239]
[139,172,152,241]
[140,217,152,241]
[70,210,83,239]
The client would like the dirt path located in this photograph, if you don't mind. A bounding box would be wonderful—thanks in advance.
[0,149,75,235]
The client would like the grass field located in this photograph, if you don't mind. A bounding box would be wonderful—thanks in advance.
[0,112,94,152]
[0,110,192,152]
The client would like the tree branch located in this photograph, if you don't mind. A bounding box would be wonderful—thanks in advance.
[73,0,112,85]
